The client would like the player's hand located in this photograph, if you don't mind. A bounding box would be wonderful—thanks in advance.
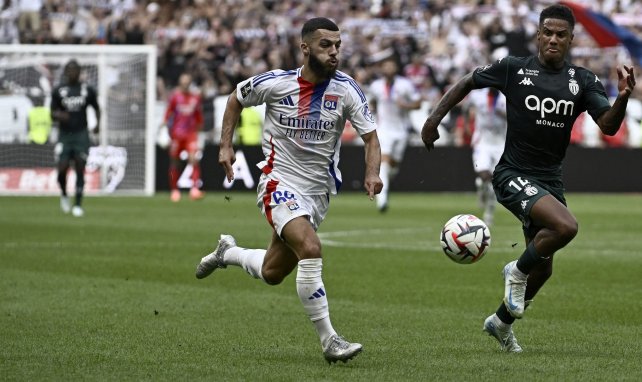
[364,173,383,200]
[616,65,636,97]
[54,110,70,122]
[421,118,440,151]
[218,146,236,182]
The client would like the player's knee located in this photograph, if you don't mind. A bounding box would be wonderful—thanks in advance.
[556,219,578,245]
[261,268,285,285]
[297,240,322,260]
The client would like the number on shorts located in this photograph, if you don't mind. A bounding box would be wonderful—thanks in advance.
[272,190,295,204]
[508,176,530,191]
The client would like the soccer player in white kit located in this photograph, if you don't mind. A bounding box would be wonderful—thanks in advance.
[195,17,383,364]
[467,88,507,226]
[369,56,422,212]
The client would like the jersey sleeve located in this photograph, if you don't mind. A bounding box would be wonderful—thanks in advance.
[87,85,100,112]
[194,95,204,127]
[164,92,176,122]
[368,81,380,103]
[402,79,422,102]
[580,70,611,121]
[345,82,377,136]
[51,87,62,111]
[472,57,512,90]
[236,70,283,107]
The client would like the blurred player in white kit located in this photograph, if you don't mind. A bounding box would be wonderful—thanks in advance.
[467,87,507,226]
[369,55,422,212]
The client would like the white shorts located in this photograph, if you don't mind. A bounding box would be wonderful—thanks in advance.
[256,175,329,237]
[378,130,408,163]
[472,144,503,173]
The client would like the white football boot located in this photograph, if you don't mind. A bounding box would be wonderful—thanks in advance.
[503,260,527,318]
[483,314,523,353]
[60,196,71,214]
[322,334,363,364]
[71,205,84,217]
[195,234,236,279]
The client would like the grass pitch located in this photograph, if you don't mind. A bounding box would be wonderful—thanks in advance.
[1,192,641,381]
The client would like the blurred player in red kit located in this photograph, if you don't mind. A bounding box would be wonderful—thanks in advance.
[162,73,204,201]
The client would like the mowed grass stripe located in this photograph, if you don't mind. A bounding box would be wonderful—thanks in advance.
[1,193,641,381]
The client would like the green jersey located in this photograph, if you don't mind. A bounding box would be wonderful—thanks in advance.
[472,56,611,180]
[51,82,99,134]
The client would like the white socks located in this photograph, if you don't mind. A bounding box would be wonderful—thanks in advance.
[377,161,391,209]
[477,178,496,225]
[296,258,336,345]
[223,247,266,280]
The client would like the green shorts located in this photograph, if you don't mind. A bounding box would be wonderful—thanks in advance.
[492,168,566,238]
[55,131,90,163]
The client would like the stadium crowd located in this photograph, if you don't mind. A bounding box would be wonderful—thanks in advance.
[2,0,641,146]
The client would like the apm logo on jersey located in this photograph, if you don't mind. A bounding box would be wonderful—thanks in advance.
[323,94,338,110]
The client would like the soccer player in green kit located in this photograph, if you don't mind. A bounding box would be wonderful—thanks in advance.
[51,60,101,217]
[421,4,636,352]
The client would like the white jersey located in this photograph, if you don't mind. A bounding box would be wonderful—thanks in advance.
[469,88,507,148]
[236,67,376,195]
[369,75,420,137]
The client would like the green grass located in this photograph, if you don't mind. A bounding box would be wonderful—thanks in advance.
[1,192,641,381]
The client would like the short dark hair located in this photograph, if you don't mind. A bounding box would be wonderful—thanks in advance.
[64,59,80,71]
[539,4,575,30]
[301,17,339,39]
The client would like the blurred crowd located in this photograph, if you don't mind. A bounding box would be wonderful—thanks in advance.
[2,0,641,146]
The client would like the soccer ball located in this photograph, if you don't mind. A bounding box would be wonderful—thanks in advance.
[440,214,491,264]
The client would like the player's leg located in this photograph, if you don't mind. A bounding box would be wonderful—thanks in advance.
[57,158,71,213]
[502,194,576,320]
[523,196,577,266]
[55,142,71,213]
[168,139,182,202]
[472,145,496,226]
[476,169,494,223]
[376,131,394,212]
[277,215,362,363]
[186,141,204,200]
[71,154,87,217]
[377,135,405,213]
[376,154,393,212]
[524,253,554,301]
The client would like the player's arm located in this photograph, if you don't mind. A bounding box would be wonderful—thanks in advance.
[421,72,475,150]
[89,86,101,133]
[360,130,383,200]
[195,97,204,131]
[219,89,244,181]
[596,65,636,136]
[397,85,422,110]
[162,95,175,126]
[50,89,69,122]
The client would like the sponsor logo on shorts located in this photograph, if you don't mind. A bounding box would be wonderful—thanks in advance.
[521,200,529,211]
[286,199,300,211]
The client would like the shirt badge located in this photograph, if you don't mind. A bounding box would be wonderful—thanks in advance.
[323,94,338,110]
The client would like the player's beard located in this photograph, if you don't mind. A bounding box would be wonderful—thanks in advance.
[308,53,337,79]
